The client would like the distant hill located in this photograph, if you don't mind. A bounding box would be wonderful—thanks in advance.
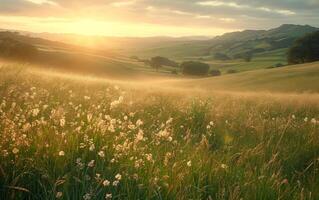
[126,24,319,59]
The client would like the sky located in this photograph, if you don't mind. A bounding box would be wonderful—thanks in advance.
[0,0,319,37]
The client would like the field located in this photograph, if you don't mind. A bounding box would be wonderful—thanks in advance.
[0,64,318,200]
[171,61,319,93]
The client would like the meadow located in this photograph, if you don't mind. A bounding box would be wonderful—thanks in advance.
[0,64,318,200]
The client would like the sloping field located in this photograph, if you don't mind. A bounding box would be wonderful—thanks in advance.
[172,62,319,93]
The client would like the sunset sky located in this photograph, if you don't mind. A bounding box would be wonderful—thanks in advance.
[1,0,319,37]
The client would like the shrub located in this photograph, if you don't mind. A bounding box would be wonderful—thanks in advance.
[275,63,284,68]
[209,69,221,76]
[151,56,179,68]
[181,61,210,76]
[227,69,238,74]
[171,69,178,75]
[288,31,319,64]
[214,53,230,61]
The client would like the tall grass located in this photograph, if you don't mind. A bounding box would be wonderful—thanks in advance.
[0,65,318,199]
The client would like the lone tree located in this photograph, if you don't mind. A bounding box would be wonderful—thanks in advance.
[181,61,210,76]
[149,56,178,71]
[287,31,319,64]
[209,69,221,76]
[214,53,230,61]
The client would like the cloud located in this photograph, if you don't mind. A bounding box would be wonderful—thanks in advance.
[197,1,295,16]
[197,1,247,8]
[0,0,318,36]
[111,1,136,7]
[25,0,58,6]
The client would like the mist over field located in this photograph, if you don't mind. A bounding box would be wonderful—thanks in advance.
[0,1,319,200]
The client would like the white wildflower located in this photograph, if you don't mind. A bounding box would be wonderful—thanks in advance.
[83,193,92,200]
[98,151,105,158]
[115,173,122,180]
[32,108,40,117]
[311,118,317,124]
[58,151,65,156]
[12,148,19,154]
[60,118,66,127]
[105,193,112,199]
[88,160,95,167]
[221,164,228,169]
[56,192,63,199]
[103,179,110,186]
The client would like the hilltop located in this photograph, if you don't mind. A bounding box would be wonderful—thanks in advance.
[127,24,319,59]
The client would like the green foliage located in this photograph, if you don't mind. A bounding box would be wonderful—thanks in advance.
[181,61,210,76]
[148,56,178,71]
[209,69,221,76]
[227,69,238,74]
[288,31,319,64]
[213,53,230,61]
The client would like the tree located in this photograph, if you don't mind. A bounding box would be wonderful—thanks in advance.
[181,61,210,76]
[227,69,237,74]
[287,31,319,64]
[150,56,178,68]
[214,53,230,61]
[233,51,253,62]
[243,52,253,62]
[209,69,221,76]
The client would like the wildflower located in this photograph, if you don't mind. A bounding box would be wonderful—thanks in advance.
[56,192,63,199]
[135,130,144,142]
[281,179,289,185]
[311,118,317,124]
[105,193,112,199]
[209,121,214,126]
[89,144,95,151]
[88,160,95,167]
[60,118,66,127]
[221,164,228,169]
[32,108,40,117]
[112,180,119,186]
[98,151,105,158]
[136,119,143,127]
[87,114,93,122]
[58,151,65,156]
[103,179,110,187]
[145,153,153,161]
[292,114,296,119]
[83,193,92,200]
[12,148,19,154]
[206,125,211,129]
[166,117,173,124]
[304,117,308,122]
[187,161,192,167]
[115,173,122,180]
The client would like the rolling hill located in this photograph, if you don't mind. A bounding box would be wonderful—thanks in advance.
[126,24,319,60]
[0,24,318,77]
[171,61,319,93]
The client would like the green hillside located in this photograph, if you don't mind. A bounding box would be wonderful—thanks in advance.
[173,62,319,93]
[128,24,318,60]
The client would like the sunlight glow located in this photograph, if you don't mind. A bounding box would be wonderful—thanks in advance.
[0,15,234,37]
